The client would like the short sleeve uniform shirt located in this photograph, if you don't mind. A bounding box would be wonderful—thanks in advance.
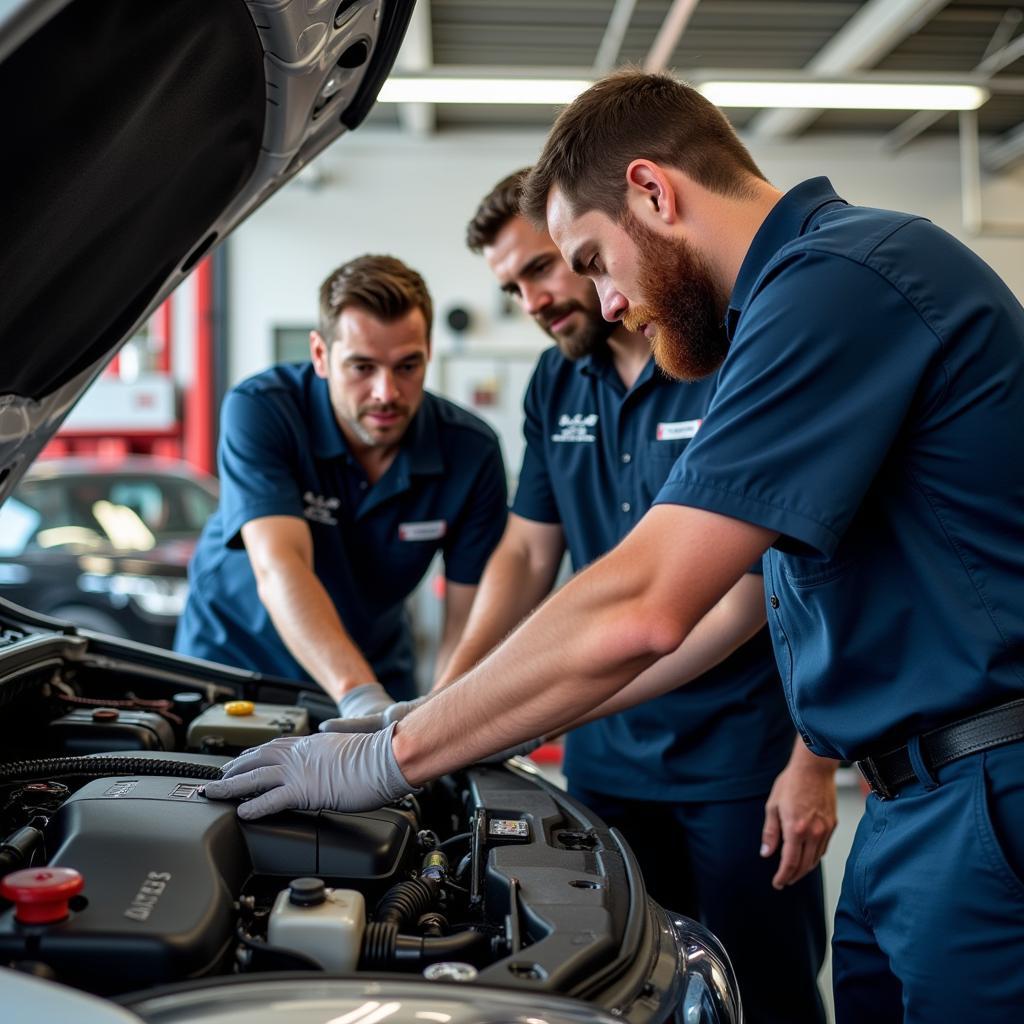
[515,347,794,801]
[175,363,507,699]
[654,178,1024,759]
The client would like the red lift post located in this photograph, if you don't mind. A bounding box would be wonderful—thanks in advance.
[183,256,216,475]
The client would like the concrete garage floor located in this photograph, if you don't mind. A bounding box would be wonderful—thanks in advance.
[533,755,867,1024]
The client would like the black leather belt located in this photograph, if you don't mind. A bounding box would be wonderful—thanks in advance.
[855,697,1024,800]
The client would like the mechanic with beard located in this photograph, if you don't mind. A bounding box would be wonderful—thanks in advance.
[424,168,832,1023]
[203,76,1024,1023]
[176,254,507,710]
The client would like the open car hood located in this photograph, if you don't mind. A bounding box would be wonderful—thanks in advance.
[0,0,414,503]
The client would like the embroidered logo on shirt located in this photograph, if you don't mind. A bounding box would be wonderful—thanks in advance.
[656,419,702,441]
[551,412,598,443]
[398,520,447,541]
[303,491,340,526]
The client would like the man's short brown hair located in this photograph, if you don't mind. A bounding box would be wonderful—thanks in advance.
[318,254,433,341]
[466,168,530,253]
[522,69,766,226]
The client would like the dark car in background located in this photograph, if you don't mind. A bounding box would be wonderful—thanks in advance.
[0,1,741,1021]
[0,456,218,646]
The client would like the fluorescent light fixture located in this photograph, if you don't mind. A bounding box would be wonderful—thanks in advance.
[378,77,591,105]
[377,77,989,111]
[699,81,989,111]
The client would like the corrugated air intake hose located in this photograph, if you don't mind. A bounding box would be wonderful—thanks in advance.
[0,756,222,784]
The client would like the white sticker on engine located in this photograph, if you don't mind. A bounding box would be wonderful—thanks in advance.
[489,818,529,838]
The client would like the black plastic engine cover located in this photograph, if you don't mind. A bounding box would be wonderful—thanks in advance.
[0,773,414,993]
[243,806,414,879]
[0,776,245,992]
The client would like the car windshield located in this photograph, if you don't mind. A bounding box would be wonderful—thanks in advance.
[0,472,217,554]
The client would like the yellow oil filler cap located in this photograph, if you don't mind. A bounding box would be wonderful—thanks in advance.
[224,700,256,717]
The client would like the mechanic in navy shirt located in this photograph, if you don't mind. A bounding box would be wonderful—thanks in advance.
[434,170,833,1023]
[439,76,1022,1022]
[175,255,507,708]
[204,75,1024,1023]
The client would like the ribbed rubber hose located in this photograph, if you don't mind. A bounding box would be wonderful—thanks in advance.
[374,877,438,927]
[0,756,222,783]
[361,921,400,967]
[360,922,491,969]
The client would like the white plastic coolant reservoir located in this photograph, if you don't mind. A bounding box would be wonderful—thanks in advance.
[267,878,366,971]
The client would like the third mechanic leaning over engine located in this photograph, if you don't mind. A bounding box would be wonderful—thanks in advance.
[175,254,507,710]
[203,72,1024,1024]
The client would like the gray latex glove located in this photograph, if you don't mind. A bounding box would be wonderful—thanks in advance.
[201,724,415,819]
[336,682,397,718]
[321,693,429,734]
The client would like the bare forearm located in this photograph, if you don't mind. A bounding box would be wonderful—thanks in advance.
[435,527,562,689]
[394,507,775,786]
[564,575,767,728]
[256,558,375,702]
[434,581,478,682]
[397,555,670,783]
[787,734,839,775]
[434,622,463,685]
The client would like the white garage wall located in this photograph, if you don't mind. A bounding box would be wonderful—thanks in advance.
[228,129,1024,391]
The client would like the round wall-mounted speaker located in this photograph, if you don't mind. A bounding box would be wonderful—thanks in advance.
[446,306,472,333]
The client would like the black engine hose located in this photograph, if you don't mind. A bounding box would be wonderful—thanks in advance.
[374,876,438,927]
[0,756,223,784]
[0,824,44,874]
[361,921,491,969]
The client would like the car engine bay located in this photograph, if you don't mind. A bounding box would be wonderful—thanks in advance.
[0,623,737,1023]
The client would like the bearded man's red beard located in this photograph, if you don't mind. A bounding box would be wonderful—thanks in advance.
[620,212,730,381]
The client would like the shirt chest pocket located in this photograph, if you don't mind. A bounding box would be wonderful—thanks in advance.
[639,438,691,502]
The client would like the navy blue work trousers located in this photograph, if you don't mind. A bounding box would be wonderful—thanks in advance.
[569,783,827,1024]
[833,741,1024,1023]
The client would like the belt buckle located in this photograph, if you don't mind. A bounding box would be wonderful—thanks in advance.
[856,756,894,800]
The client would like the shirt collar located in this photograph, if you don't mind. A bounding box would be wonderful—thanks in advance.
[725,177,848,340]
[311,373,350,460]
[400,394,444,476]
[576,350,602,378]
[577,345,662,392]
[311,376,443,476]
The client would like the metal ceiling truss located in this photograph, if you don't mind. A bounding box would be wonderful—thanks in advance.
[750,0,955,139]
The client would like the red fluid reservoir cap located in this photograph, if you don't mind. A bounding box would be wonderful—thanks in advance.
[1,867,84,924]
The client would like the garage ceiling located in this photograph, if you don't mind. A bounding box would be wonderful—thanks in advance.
[367,0,1024,160]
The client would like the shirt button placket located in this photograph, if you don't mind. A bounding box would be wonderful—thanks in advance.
[619,444,633,514]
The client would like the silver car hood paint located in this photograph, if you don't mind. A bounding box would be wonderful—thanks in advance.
[128,978,632,1024]
[0,364,97,499]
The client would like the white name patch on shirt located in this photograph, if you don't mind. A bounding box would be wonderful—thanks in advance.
[656,419,702,441]
[398,520,447,542]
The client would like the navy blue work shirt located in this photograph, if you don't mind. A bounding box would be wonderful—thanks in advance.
[655,177,1024,760]
[515,346,794,801]
[175,363,507,700]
